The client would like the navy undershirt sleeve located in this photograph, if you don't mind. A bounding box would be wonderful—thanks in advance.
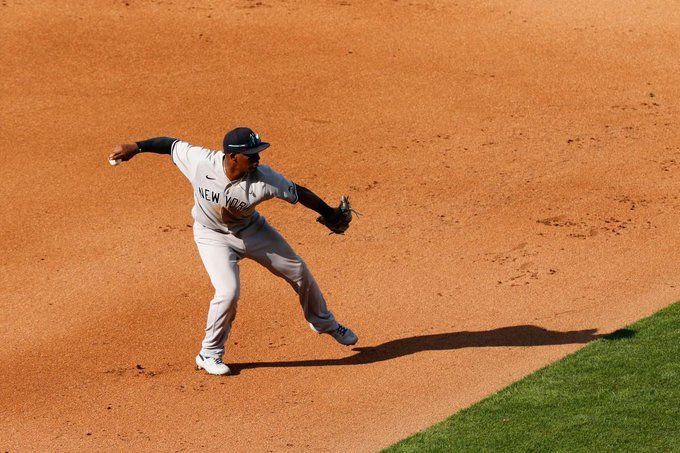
[136,137,177,154]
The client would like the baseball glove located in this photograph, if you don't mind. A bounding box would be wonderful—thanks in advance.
[317,195,357,235]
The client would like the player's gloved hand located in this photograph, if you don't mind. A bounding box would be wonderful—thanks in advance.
[316,196,357,235]
[109,143,141,162]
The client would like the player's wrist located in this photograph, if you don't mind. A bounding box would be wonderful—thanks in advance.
[319,205,335,220]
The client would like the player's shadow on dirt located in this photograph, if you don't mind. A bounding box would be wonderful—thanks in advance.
[232,325,631,374]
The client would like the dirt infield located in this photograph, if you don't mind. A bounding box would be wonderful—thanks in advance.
[2,0,679,451]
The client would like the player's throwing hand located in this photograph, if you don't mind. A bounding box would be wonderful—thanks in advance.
[109,143,141,163]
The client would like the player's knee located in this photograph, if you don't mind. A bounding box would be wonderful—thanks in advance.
[286,260,316,294]
[213,288,240,305]
[289,257,308,282]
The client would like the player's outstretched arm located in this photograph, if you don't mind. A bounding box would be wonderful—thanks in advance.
[296,184,341,220]
[109,137,177,162]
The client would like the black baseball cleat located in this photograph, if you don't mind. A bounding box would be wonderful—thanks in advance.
[310,323,358,346]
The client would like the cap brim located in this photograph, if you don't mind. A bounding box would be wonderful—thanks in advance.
[229,142,270,155]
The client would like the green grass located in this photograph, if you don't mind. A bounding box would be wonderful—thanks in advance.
[383,302,680,452]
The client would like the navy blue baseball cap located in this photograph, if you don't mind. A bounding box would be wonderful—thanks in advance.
[223,127,270,155]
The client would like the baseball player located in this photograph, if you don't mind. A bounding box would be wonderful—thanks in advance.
[109,127,357,375]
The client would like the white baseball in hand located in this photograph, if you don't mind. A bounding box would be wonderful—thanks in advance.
[109,158,122,166]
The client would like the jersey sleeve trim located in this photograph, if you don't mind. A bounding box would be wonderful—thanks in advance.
[170,139,180,166]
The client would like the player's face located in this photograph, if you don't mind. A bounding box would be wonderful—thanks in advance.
[233,152,260,175]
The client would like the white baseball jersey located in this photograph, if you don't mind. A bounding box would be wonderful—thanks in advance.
[171,140,299,234]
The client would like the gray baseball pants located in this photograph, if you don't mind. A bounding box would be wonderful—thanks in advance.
[193,220,338,358]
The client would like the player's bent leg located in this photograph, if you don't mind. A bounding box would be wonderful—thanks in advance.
[244,221,340,334]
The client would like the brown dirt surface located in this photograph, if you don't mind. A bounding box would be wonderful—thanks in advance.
[2,0,680,451]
